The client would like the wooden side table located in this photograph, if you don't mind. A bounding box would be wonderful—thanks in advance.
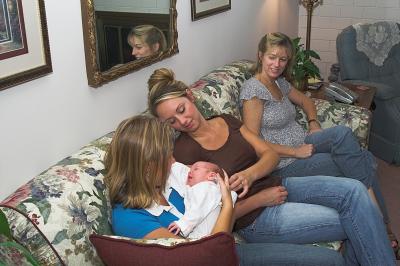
[306,83,376,110]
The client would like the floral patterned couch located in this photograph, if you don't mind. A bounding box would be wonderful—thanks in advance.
[0,60,372,265]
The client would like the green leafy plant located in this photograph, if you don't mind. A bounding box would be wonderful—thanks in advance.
[0,210,40,266]
[291,37,321,89]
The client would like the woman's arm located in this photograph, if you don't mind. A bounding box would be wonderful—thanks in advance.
[233,186,288,219]
[211,174,234,234]
[145,228,183,239]
[288,86,321,133]
[240,125,280,178]
[241,97,264,136]
[228,125,279,197]
[242,99,313,159]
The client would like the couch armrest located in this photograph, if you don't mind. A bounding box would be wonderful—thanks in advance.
[0,132,114,265]
[296,99,372,148]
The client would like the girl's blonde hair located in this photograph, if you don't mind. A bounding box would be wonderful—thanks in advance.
[147,68,189,116]
[253,32,295,81]
[104,115,174,208]
[128,25,167,52]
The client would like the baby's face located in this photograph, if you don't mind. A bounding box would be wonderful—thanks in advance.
[187,162,215,186]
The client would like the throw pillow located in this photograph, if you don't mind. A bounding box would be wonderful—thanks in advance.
[90,232,239,266]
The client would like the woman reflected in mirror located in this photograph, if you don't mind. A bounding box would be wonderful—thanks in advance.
[127,25,167,60]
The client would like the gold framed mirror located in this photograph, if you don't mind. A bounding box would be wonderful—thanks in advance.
[80,0,178,87]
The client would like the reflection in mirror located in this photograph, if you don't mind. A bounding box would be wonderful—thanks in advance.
[80,0,178,87]
[128,25,167,61]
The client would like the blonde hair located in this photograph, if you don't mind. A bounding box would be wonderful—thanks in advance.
[253,32,295,81]
[147,68,189,116]
[128,25,167,52]
[104,115,174,208]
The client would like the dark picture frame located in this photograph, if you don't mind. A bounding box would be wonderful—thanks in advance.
[0,0,52,91]
[191,0,231,21]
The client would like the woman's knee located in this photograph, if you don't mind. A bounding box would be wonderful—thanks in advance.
[342,178,368,199]
[333,125,353,139]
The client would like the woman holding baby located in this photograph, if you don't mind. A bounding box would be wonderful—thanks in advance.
[105,115,343,265]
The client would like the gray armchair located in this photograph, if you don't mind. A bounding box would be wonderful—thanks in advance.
[334,21,400,165]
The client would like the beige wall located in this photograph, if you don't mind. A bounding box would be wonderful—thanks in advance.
[0,0,267,199]
[0,1,304,200]
[258,0,299,38]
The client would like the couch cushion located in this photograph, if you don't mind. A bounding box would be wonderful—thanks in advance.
[90,232,239,266]
[0,133,114,265]
[296,99,372,148]
[191,60,253,120]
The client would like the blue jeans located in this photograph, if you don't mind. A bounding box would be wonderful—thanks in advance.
[272,125,389,223]
[237,176,395,266]
[236,242,344,266]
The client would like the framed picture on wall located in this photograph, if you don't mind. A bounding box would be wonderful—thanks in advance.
[191,0,231,21]
[0,0,52,91]
[0,0,28,61]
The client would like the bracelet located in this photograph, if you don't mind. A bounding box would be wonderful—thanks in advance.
[308,119,319,125]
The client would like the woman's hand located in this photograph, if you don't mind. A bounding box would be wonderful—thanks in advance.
[255,186,288,207]
[217,171,234,209]
[229,172,254,198]
[293,144,314,158]
[211,171,234,235]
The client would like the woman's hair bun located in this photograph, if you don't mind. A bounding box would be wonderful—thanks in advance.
[148,68,175,92]
[147,68,189,116]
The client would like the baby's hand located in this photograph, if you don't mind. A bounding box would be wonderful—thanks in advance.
[168,222,181,235]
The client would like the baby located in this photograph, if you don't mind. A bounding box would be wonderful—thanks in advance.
[168,161,237,238]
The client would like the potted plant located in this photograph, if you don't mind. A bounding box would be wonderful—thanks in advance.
[291,37,321,91]
[0,210,40,265]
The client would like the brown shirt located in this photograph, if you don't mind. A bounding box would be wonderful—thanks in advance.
[174,114,282,230]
